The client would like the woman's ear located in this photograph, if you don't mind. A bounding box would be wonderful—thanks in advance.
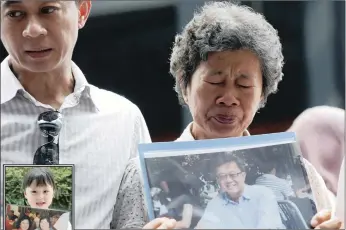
[256,94,265,111]
[182,93,188,104]
[182,85,190,105]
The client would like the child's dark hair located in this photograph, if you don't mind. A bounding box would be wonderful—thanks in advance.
[22,167,56,191]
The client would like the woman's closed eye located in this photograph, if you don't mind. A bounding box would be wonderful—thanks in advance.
[237,84,253,88]
[209,82,224,85]
[204,80,224,85]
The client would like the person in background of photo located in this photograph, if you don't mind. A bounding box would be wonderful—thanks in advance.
[196,154,284,229]
[37,216,55,230]
[153,174,199,228]
[14,215,32,230]
[151,187,169,216]
[288,106,344,196]
[33,213,40,229]
[50,215,60,226]
[255,161,295,200]
[22,168,56,210]
[9,210,19,221]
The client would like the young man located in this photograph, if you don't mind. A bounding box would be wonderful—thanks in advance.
[1,1,174,228]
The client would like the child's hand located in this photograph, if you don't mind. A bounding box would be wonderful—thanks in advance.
[143,217,177,229]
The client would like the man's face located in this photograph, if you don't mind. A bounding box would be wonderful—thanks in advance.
[24,180,54,209]
[0,0,90,72]
[216,161,246,201]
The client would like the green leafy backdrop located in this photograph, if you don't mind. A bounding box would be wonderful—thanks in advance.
[5,166,72,211]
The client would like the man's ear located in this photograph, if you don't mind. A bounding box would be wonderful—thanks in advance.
[78,1,92,29]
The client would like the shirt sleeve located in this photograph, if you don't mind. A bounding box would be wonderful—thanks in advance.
[130,106,151,159]
[256,187,285,229]
[111,158,149,229]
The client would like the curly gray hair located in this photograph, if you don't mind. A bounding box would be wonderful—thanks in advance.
[169,1,284,108]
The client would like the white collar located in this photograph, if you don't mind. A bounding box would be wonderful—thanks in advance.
[1,56,24,104]
[176,122,250,142]
[1,56,90,104]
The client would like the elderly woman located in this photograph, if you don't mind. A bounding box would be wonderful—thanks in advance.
[111,1,343,229]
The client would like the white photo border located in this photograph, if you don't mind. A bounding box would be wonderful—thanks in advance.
[2,164,75,230]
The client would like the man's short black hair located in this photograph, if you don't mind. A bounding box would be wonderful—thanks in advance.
[214,152,246,173]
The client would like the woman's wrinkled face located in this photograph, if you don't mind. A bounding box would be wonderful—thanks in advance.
[184,49,263,139]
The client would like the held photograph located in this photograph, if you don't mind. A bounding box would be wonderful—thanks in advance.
[4,204,71,230]
[139,132,318,229]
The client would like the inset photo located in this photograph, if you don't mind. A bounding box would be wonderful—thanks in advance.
[3,165,74,230]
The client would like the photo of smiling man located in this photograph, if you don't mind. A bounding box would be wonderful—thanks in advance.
[195,154,284,229]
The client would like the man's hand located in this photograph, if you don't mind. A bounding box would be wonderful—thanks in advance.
[143,217,177,229]
[310,209,343,229]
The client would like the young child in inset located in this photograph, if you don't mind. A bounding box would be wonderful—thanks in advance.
[22,168,55,210]
[22,168,72,230]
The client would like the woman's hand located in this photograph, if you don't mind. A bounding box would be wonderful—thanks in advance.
[310,209,343,229]
[143,217,177,229]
